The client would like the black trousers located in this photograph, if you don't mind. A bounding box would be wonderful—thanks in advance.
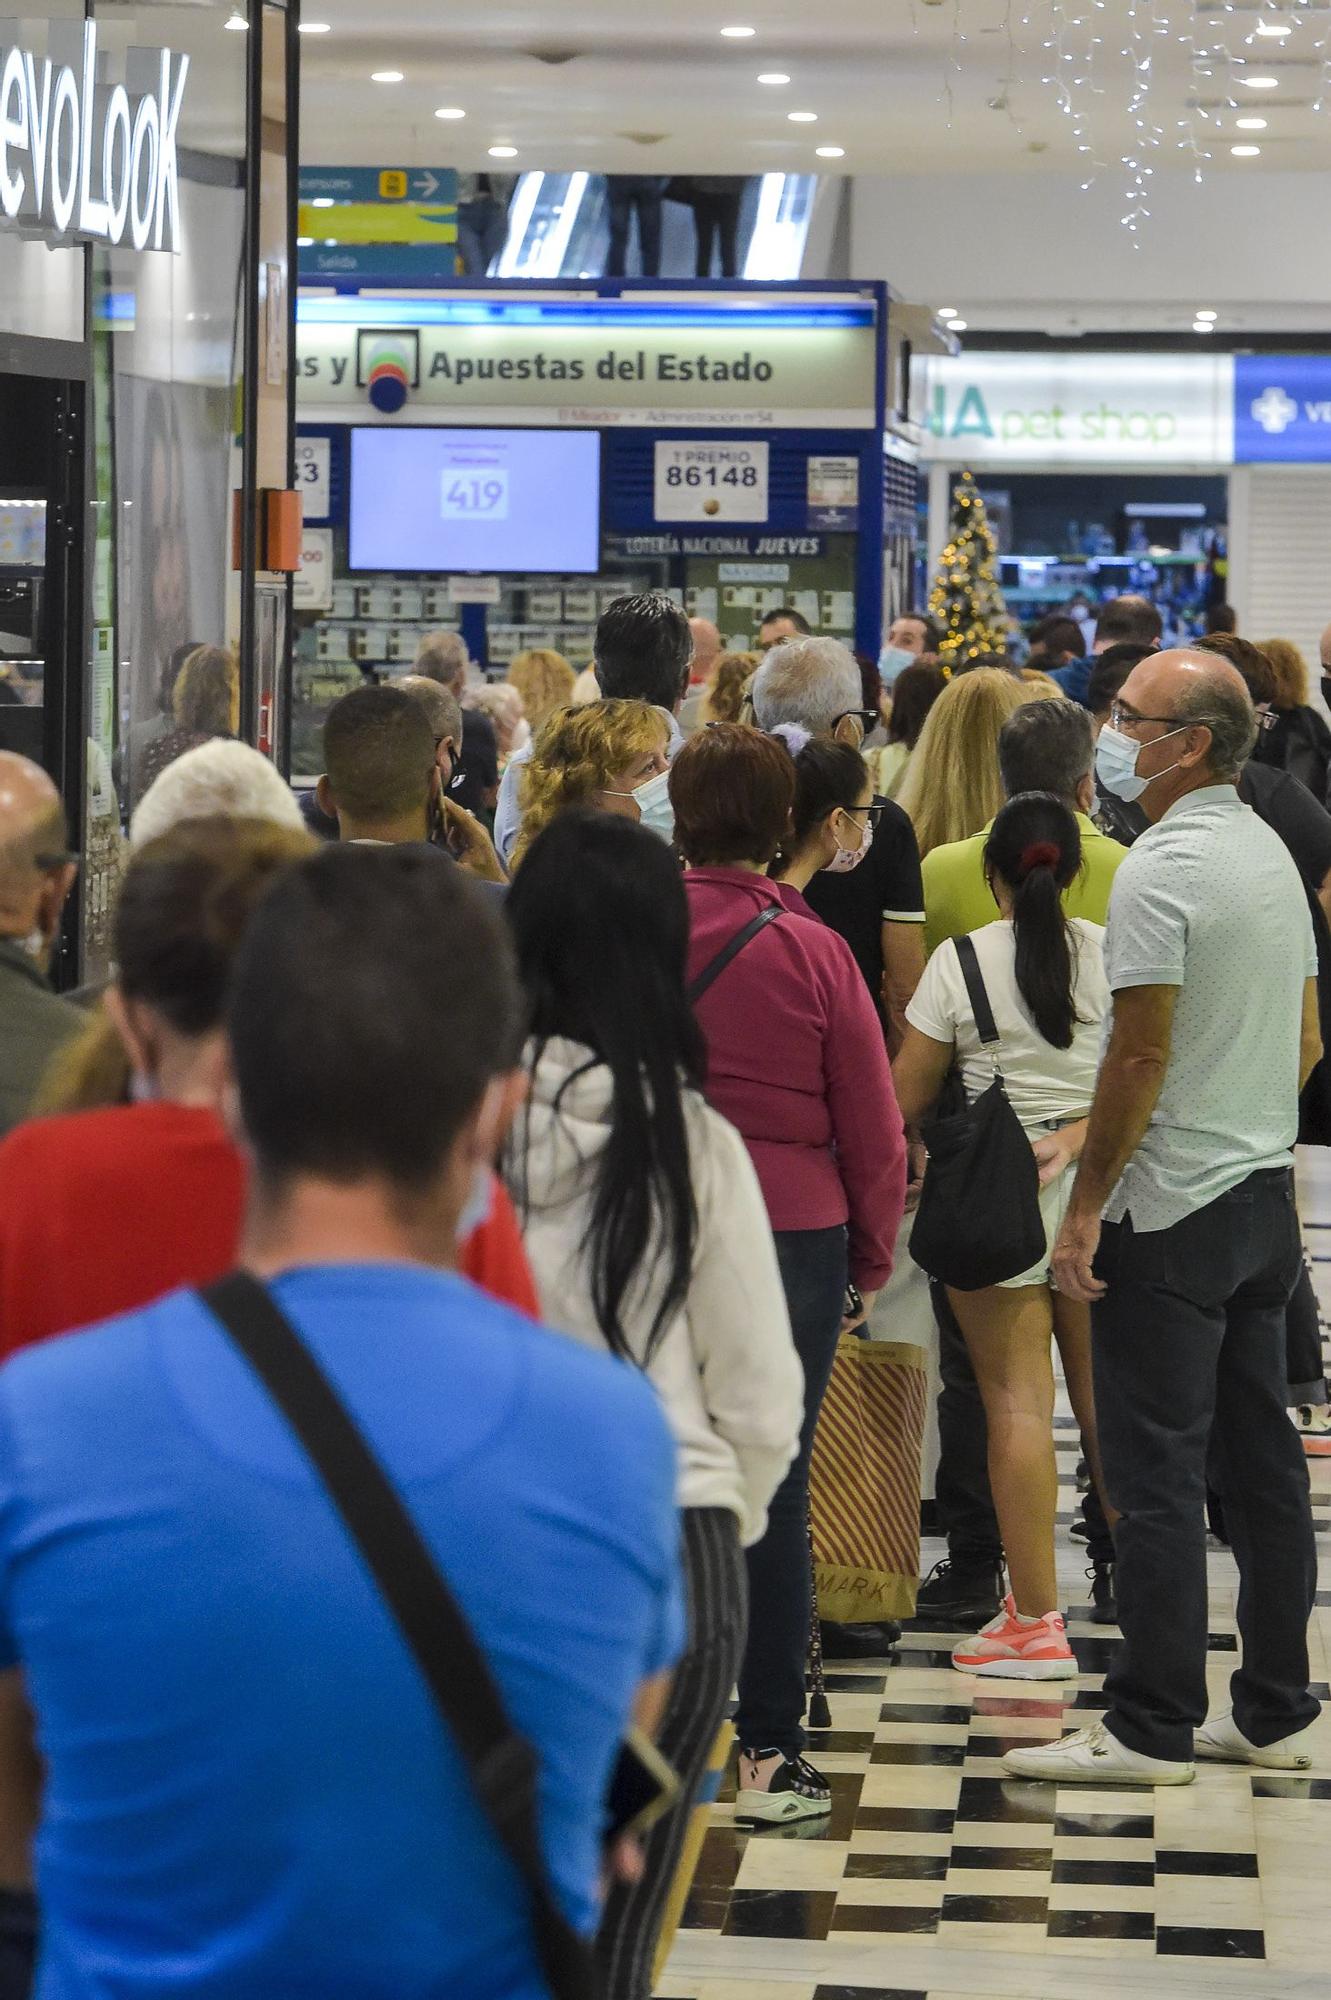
[931,1282,1113,1566]
[733,1226,847,1756]
[694,189,742,276]
[597,1508,745,2000]
[1094,1171,1319,1761]
[1286,1254,1326,1403]
[605,178,664,276]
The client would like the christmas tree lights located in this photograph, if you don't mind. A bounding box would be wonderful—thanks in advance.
[929,473,1010,666]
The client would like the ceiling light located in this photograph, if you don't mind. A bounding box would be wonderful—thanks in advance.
[949,320,968,332]
[937,307,958,319]
[815,145,845,158]
[1231,142,1263,155]
[298,20,331,31]
[223,12,247,28]
[1236,115,1268,129]
[1240,73,1279,87]
[311,197,335,208]
[434,106,466,119]
[757,71,790,85]
[296,236,313,247]
[720,24,756,35]
[788,109,817,122]
[1193,320,1215,333]
[1195,309,1217,321]
[1255,17,1293,35]
[489,144,518,157]
[371,69,403,82]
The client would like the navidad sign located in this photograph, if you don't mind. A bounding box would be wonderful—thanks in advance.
[0,21,188,250]
[296,316,878,428]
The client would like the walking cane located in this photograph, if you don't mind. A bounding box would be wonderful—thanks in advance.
[805,1508,831,1731]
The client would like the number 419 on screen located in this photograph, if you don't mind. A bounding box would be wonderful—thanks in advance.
[441,471,509,519]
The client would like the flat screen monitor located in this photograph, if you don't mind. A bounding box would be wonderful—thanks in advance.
[348,427,602,574]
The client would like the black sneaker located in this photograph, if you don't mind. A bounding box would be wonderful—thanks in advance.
[1087,1559,1118,1626]
[735,1748,833,1825]
[819,1619,902,1659]
[914,1557,1004,1629]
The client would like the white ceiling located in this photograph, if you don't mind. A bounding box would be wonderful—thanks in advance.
[295,0,1331,177]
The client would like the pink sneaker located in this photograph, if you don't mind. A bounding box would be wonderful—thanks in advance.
[952,1594,1078,1680]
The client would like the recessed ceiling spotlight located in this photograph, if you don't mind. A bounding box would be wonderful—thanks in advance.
[788,109,817,121]
[297,20,331,31]
[815,145,845,157]
[1240,73,1279,87]
[757,71,790,84]
[720,24,756,35]
[1231,142,1263,155]
[296,236,313,247]
[949,320,968,332]
[1195,309,1218,320]
[937,307,958,318]
[371,69,403,82]
[1236,115,1268,129]
[434,106,466,119]
[311,197,335,208]
[1193,319,1216,332]
[489,144,518,157]
[1255,17,1293,35]
[223,12,247,28]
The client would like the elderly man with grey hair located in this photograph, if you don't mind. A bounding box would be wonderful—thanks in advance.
[1007,650,1322,1789]
[412,630,498,821]
[393,676,506,884]
[130,739,307,848]
[752,636,925,1053]
[0,753,81,1133]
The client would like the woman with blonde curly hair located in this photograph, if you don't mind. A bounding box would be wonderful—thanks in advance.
[512,699,671,866]
[132,645,241,805]
[1258,635,1331,800]
[506,647,576,736]
[897,667,1048,859]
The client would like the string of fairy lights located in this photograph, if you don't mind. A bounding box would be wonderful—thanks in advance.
[927,0,1331,246]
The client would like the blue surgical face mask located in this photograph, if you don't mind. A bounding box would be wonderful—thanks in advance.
[630,768,676,841]
[878,645,916,687]
[1094,721,1187,803]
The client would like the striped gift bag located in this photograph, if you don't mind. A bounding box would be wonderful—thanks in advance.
[808,1335,927,1625]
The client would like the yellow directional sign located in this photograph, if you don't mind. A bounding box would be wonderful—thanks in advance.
[297,202,458,245]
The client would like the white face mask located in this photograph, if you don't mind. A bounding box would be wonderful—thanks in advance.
[604,768,675,841]
[457,1163,494,1242]
[825,807,873,874]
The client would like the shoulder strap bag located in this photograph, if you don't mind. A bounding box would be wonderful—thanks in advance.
[687,903,783,1005]
[200,1271,598,2000]
[908,934,1047,1293]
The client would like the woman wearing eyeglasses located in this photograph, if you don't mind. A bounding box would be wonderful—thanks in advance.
[771,738,880,913]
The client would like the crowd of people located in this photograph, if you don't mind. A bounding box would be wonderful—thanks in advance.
[0,583,1326,1993]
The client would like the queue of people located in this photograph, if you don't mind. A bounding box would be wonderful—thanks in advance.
[0,588,1325,1996]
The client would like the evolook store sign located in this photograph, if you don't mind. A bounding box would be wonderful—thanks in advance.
[0,21,189,250]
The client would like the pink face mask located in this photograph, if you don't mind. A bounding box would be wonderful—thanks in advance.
[825,808,872,874]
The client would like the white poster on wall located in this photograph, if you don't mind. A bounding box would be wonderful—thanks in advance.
[295,528,333,611]
[918,353,1234,467]
[295,436,331,519]
[654,440,769,523]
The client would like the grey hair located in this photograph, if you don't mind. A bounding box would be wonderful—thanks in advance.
[130,739,306,847]
[413,629,469,688]
[392,674,462,745]
[751,637,864,737]
[1173,667,1258,780]
[999,699,1093,806]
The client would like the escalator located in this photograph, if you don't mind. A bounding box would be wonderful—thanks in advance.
[496,172,820,281]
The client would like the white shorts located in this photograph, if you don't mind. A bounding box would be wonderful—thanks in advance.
[998,1123,1080,1290]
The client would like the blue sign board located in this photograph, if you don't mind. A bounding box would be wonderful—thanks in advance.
[298,166,458,205]
[1234,354,1331,463]
[297,244,460,283]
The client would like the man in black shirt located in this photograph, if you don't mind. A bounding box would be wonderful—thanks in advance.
[751,635,925,1050]
[413,632,499,822]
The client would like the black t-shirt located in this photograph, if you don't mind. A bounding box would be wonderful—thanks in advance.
[803,795,925,999]
[449,708,499,818]
[1240,761,1331,891]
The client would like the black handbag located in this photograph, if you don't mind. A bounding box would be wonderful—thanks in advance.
[201,1273,598,2000]
[909,934,1047,1292]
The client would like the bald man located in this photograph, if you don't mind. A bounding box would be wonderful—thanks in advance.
[0,753,81,1134]
[679,618,724,735]
[1006,650,1321,1789]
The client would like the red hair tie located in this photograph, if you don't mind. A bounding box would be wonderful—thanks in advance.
[1018,840,1060,876]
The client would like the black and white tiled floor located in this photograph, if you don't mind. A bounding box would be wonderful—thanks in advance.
[658,1156,1331,2000]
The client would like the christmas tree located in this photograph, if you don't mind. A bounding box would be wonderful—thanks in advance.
[929,473,1009,666]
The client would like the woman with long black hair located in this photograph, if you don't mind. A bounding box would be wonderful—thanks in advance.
[893,792,1116,1680]
[503,809,803,2000]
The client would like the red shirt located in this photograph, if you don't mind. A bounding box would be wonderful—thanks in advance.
[0,1103,538,1364]
[684,867,906,1292]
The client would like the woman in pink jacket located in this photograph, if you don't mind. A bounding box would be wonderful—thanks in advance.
[670,724,908,1827]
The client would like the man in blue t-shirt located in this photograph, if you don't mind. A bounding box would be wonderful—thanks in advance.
[0,845,684,1999]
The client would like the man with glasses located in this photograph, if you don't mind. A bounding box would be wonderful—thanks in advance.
[1007,650,1322,1788]
[0,752,80,1135]
[751,636,925,1053]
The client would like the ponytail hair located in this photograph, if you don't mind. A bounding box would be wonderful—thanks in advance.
[777,738,868,868]
[983,792,1084,1050]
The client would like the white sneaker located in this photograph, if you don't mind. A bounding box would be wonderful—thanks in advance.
[1196,1707,1316,1771]
[1292,1404,1331,1457]
[1003,1718,1195,1786]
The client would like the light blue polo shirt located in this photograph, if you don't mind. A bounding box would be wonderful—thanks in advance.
[1103,784,1317,1230]
[0,1265,684,1999]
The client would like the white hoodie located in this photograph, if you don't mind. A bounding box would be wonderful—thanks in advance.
[510,1037,804,1547]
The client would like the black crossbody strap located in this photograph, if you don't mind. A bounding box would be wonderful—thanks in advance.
[200,1272,596,2000]
[953,933,1002,1049]
[687,904,783,1005]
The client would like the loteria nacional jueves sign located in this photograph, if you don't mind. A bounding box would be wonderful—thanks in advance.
[0,21,188,251]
